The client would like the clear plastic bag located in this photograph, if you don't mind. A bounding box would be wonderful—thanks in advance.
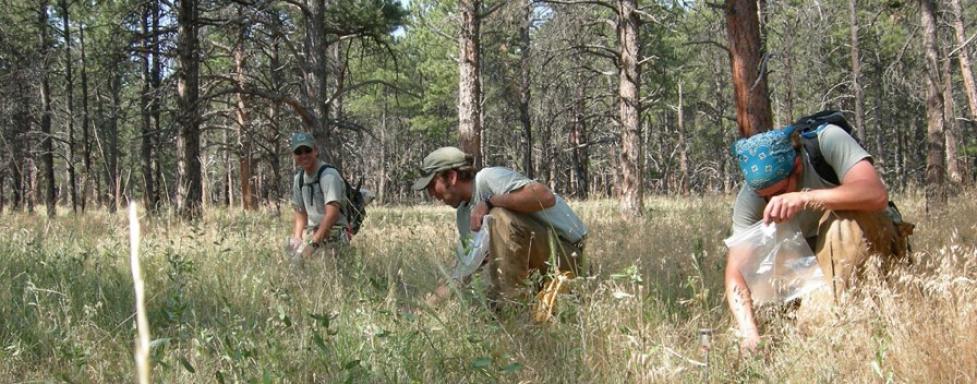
[723,221,825,305]
[451,215,493,280]
[285,237,311,268]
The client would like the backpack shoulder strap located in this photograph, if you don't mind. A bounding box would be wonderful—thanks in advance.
[799,132,840,185]
[794,110,851,185]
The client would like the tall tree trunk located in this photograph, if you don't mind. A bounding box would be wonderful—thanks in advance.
[235,16,256,210]
[724,0,773,137]
[849,0,865,139]
[571,72,589,198]
[79,23,92,212]
[518,0,533,178]
[458,0,483,168]
[677,82,689,195]
[107,67,122,213]
[177,0,202,219]
[950,0,977,122]
[617,0,642,217]
[60,0,78,213]
[140,5,158,212]
[949,0,976,184]
[12,78,30,211]
[919,0,946,211]
[38,1,56,217]
[873,52,886,175]
[151,0,164,207]
[942,44,962,184]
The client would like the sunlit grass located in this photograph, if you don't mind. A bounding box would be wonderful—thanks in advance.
[1,190,975,382]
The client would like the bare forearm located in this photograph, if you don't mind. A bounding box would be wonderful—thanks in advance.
[805,179,887,212]
[486,183,556,213]
[293,212,307,239]
[312,203,341,243]
[725,269,759,338]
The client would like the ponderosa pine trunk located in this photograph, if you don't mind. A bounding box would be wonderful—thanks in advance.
[724,0,773,137]
[617,0,643,217]
[919,0,946,210]
[458,0,483,168]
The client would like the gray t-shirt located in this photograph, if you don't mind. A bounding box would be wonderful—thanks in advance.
[455,167,588,244]
[731,124,872,237]
[292,160,349,228]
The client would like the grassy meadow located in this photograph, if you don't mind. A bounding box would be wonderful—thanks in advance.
[1,191,976,383]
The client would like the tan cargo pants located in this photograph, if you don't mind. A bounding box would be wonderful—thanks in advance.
[814,207,914,298]
[484,208,585,309]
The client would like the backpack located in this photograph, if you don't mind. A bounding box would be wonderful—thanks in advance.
[298,164,367,235]
[792,110,859,185]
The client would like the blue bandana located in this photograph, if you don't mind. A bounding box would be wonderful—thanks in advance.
[734,126,797,190]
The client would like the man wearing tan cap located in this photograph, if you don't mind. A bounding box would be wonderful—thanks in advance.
[288,132,351,261]
[413,147,588,316]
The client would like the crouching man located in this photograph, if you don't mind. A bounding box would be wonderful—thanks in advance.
[288,132,352,262]
[413,147,588,319]
[725,124,912,351]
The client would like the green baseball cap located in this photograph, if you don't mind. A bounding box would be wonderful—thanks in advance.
[412,147,472,191]
[290,132,315,152]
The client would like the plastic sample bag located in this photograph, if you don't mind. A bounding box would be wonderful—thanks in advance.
[285,237,311,268]
[723,221,825,305]
[452,215,493,280]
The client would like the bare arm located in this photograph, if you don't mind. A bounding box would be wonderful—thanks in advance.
[487,182,557,213]
[763,159,888,223]
[292,210,308,240]
[725,246,760,351]
[471,182,557,231]
[311,202,342,244]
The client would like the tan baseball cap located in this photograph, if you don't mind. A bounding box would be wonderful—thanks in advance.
[412,147,472,191]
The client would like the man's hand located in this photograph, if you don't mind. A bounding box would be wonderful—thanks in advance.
[762,191,813,223]
[424,284,452,307]
[740,331,760,354]
[470,200,490,231]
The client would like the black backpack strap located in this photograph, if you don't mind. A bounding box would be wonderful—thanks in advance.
[793,110,853,185]
[800,134,840,185]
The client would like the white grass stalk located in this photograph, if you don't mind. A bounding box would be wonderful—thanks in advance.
[128,202,152,383]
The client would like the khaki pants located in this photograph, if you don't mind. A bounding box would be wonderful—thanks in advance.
[485,208,584,304]
[814,208,913,298]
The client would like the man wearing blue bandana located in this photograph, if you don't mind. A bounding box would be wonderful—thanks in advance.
[725,123,911,351]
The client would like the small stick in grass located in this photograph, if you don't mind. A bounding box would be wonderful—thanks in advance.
[128,202,152,384]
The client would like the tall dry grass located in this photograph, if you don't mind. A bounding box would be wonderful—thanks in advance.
[0,190,974,382]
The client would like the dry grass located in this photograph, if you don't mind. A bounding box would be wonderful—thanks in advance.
[0,190,975,383]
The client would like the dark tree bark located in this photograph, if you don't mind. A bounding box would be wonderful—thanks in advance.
[518,0,533,178]
[919,0,946,210]
[38,1,56,217]
[571,69,590,198]
[617,0,643,217]
[458,0,483,168]
[849,0,865,139]
[724,0,773,137]
[60,0,78,213]
[949,0,976,184]
[942,43,961,184]
[140,4,159,212]
[235,11,256,210]
[79,23,93,212]
[151,0,163,208]
[677,82,689,196]
[177,0,203,219]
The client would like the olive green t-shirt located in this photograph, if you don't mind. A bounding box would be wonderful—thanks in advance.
[455,167,588,244]
[291,160,349,228]
[730,124,872,237]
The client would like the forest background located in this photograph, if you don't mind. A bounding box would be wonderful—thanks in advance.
[1,0,974,215]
